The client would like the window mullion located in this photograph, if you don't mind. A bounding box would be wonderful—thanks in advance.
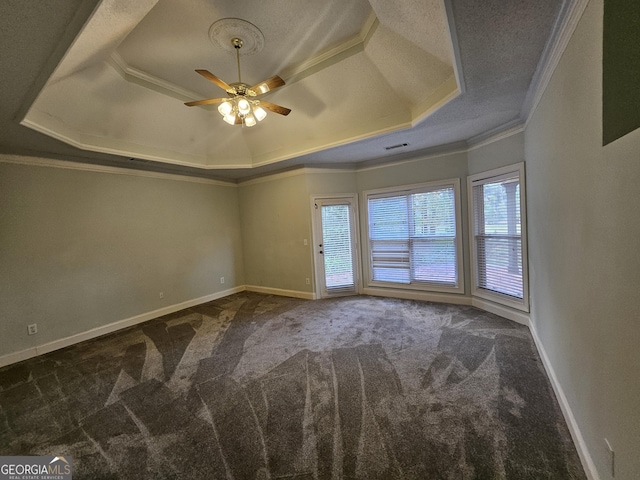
[474,185,487,288]
[407,194,415,283]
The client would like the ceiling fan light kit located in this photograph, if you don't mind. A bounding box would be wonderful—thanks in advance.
[217,93,267,126]
[185,19,291,128]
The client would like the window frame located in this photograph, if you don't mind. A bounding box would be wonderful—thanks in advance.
[467,163,529,312]
[363,178,464,295]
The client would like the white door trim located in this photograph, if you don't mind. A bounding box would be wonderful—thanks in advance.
[310,194,362,299]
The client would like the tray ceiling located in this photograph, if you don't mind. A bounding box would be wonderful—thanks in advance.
[22,0,457,172]
[1,0,566,180]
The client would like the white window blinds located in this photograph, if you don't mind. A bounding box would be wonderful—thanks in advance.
[368,185,458,287]
[321,204,354,291]
[472,175,523,299]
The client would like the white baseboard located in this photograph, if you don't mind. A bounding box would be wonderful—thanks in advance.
[529,319,599,480]
[0,286,245,369]
[0,280,597,480]
[362,287,472,306]
[0,288,527,369]
[470,297,530,326]
[245,285,316,300]
[0,284,599,480]
[0,348,37,367]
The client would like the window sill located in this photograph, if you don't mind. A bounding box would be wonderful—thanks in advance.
[368,280,464,295]
[471,287,529,313]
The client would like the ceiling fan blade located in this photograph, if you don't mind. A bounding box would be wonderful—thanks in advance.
[260,100,291,116]
[184,97,228,107]
[248,75,285,96]
[195,69,234,93]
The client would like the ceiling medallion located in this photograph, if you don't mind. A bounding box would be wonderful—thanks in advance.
[208,18,264,56]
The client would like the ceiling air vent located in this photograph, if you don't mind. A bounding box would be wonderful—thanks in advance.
[385,143,408,151]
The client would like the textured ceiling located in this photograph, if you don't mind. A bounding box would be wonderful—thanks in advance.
[0,0,565,181]
[116,0,374,96]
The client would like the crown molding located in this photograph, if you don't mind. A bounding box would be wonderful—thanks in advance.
[241,123,527,183]
[238,166,357,186]
[466,121,525,150]
[521,0,590,124]
[356,141,468,173]
[281,18,375,86]
[361,10,379,47]
[0,154,237,187]
[412,75,460,125]
[108,52,204,103]
[109,15,380,103]
[14,0,104,124]
[5,116,533,187]
[237,167,309,185]
[20,111,257,170]
[443,0,466,96]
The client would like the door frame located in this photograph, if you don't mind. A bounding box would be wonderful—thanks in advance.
[310,194,362,299]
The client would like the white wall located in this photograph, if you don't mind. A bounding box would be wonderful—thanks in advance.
[467,131,525,175]
[306,169,358,196]
[0,157,244,359]
[356,151,468,192]
[524,0,640,477]
[239,172,315,295]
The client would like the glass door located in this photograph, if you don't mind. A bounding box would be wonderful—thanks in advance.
[313,196,359,298]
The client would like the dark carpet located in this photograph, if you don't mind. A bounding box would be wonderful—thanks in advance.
[0,292,585,479]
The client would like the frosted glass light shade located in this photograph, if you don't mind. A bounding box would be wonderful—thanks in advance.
[254,106,267,122]
[244,114,256,127]
[223,113,236,125]
[218,101,233,116]
[237,98,250,115]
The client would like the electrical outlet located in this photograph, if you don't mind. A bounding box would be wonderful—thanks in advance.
[220,276,225,284]
[605,438,615,477]
[27,324,38,335]
[306,278,310,285]
[303,239,308,246]
[159,292,164,299]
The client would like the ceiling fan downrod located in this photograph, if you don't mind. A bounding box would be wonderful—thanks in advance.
[184,31,291,126]
[232,37,243,85]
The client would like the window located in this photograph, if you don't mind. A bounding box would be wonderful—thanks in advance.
[468,163,529,311]
[365,179,463,293]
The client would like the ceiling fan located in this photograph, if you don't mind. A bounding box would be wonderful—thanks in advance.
[184,37,291,127]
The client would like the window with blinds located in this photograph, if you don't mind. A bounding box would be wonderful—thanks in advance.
[468,164,529,311]
[366,181,461,290]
